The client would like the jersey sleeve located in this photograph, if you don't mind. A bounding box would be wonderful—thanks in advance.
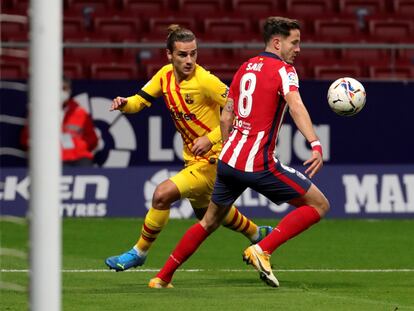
[200,70,229,108]
[206,126,222,144]
[121,67,164,114]
[278,64,299,97]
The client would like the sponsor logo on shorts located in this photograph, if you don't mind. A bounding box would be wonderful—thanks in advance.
[295,170,307,180]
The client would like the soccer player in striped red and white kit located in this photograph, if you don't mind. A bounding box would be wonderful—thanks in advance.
[149,16,330,289]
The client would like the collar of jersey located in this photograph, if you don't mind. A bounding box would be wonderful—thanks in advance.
[259,51,282,61]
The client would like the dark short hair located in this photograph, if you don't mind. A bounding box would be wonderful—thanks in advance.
[263,17,300,44]
[166,24,196,52]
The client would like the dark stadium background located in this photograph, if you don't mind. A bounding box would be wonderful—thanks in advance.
[1,0,413,219]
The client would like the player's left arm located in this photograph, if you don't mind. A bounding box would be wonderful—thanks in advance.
[286,90,323,178]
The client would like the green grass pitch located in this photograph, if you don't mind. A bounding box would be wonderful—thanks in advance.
[1,218,414,311]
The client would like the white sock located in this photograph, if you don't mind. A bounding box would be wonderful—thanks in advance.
[133,246,147,257]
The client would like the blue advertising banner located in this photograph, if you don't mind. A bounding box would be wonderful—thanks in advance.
[1,80,414,167]
[1,165,413,219]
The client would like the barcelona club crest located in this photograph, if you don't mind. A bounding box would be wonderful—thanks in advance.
[185,94,194,105]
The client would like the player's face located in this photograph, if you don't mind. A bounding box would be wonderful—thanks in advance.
[168,40,197,80]
[280,29,301,64]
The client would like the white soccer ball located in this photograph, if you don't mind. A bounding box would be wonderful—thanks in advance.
[327,77,366,116]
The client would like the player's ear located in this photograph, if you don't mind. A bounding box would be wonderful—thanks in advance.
[166,49,173,62]
[272,36,281,51]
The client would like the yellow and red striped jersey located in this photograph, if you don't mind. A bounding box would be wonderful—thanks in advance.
[121,63,229,164]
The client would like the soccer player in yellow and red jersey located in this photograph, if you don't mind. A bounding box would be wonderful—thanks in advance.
[105,25,272,272]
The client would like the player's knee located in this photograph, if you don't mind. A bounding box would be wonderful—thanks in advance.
[304,186,330,218]
[317,195,330,218]
[200,202,230,233]
[152,185,175,209]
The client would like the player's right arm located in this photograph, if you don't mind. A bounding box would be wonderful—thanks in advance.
[110,66,165,113]
[220,98,235,142]
[110,91,152,114]
[110,96,128,111]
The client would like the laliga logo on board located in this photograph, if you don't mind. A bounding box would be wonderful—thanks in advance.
[144,169,193,219]
[0,81,136,168]
[74,93,136,167]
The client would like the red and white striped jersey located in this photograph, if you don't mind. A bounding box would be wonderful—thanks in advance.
[219,52,299,172]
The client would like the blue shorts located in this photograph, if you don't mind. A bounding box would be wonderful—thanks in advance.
[211,160,312,207]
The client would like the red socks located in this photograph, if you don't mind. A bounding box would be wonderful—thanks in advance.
[157,223,209,283]
[156,206,320,283]
[258,206,321,254]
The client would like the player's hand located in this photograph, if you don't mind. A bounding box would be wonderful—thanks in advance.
[303,150,323,178]
[191,136,213,156]
[110,96,128,111]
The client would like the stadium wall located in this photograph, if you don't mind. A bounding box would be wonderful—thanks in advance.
[1,166,413,218]
[1,80,413,166]
[1,80,413,219]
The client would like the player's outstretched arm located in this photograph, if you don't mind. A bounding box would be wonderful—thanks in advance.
[110,96,128,111]
[285,91,323,178]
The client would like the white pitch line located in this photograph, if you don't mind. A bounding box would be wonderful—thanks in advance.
[2,268,414,273]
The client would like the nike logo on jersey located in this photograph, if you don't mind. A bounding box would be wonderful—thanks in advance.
[221,87,229,98]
